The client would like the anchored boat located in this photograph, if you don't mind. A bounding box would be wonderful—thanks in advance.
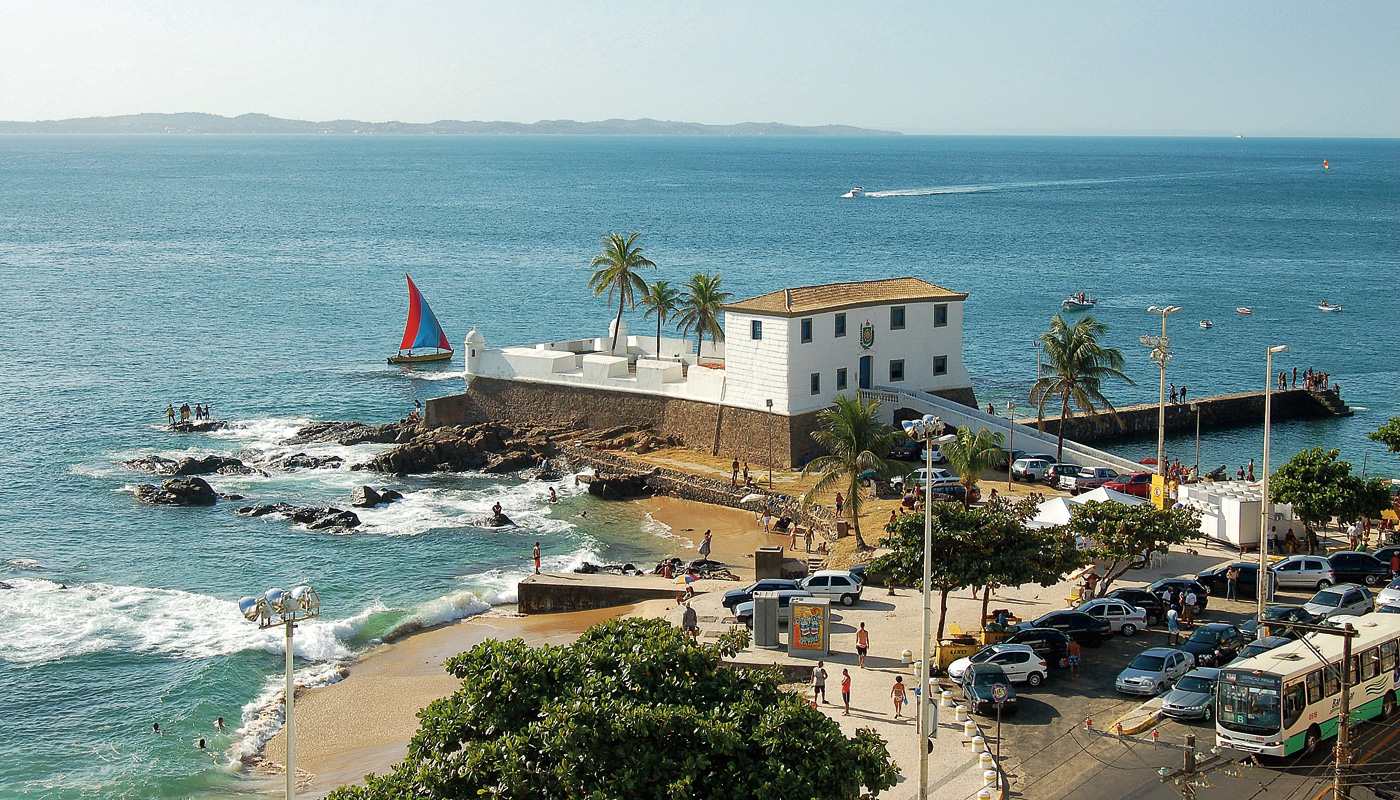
[1318,301,1342,313]
[388,275,454,364]
[1235,307,1252,315]
[1199,320,1213,329]
[1062,292,1096,311]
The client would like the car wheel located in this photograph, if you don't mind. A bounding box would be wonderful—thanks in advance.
[1121,623,1137,637]
[840,594,856,607]
[1366,574,1382,586]
[1202,705,1213,722]
[1303,726,1321,756]
[1317,579,1333,590]
[1154,681,1165,695]
[1027,671,1044,688]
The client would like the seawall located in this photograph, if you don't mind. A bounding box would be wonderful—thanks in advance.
[1018,388,1351,444]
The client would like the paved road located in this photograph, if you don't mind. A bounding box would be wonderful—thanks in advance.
[991,586,1400,800]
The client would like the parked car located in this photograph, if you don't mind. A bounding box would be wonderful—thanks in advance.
[1195,562,1265,599]
[1375,576,1400,607]
[1044,462,1082,486]
[891,467,957,492]
[960,662,1019,716]
[1104,588,1170,625]
[946,643,1049,686]
[1228,636,1293,665]
[1160,667,1221,720]
[1327,551,1392,587]
[1147,578,1210,614]
[1076,598,1149,636]
[1116,647,1195,696]
[1372,546,1400,573]
[1002,627,1074,669]
[889,441,922,461]
[1270,555,1337,591]
[1303,583,1374,620]
[1058,466,1120,494]
[732,589,813,627]
[1179,623,1246,667]
[1105,472,1153,498]
[800,570,863,606]
[1239,605,1319,640]
[1018,610,1113,646]
[722,578,802,610]
[1011,458,1053,482]
[991,448,1028,470]
[1377,602,1400,615]
[926,484,980,504]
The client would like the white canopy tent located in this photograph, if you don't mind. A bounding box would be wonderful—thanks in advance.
[1027,487,1148,529]
[1076,486,1150,506]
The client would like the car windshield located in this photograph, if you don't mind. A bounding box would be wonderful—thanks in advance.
[1187,629,1220,644]
[970,649,998,663]
[971,668,1005,685]
[1241,643,1276,658]
[1313,590,1343,606]
[1176,676,1213,694]
[1264,607,1297,620]
[1129,654,1166,671]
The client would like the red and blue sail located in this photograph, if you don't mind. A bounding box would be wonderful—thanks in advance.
[399,275,452,352]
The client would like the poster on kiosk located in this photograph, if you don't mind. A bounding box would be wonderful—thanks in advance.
[788,597,831,656]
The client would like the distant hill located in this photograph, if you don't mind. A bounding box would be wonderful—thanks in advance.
[0,113,899,136]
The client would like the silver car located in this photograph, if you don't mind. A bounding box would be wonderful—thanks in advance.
[1116,647,1195,696]
[1161,668,1220,720]
[1077,598,1149,636]
[1270,555,1336,591]
[1375,576,1400,607]
[1303,584,1373,620]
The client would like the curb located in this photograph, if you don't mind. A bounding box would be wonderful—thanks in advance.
[1113,697,1165,735]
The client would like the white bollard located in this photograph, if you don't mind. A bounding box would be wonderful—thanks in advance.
[978,790,994,800]
[914,660,923,681]
[956,704,970,722]
[979,751,995,772]
[901,648,913,665]
[972,735,986,753]
[941,689,955,708]
[963,719,978,739]
[984,769,999,788]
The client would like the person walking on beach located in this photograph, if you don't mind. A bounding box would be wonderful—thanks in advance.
[698,530,712,559]
[812,661,828,704]
[856,622,871,668]
[803,527,813,552]
[841,669,852,715]
[681,601,698,640]
[834,492,843,516]
[1067,639,1082,679]
[789,527,797,550]
[762,507,772,531]
[532,542,541,574]
[1226,565,1239,601]
[890,676,907,718]
[731,458,740,487]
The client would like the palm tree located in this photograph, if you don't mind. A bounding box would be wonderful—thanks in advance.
[676,272,731,361]
[942,425,1005,505]
[800,394,905,550]
[638,280,680,356]
[587,232,657,356]
[1029,313,1135,463]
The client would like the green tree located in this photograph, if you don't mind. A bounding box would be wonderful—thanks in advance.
[801,394,905,551]
[1270,447,1391,533]
[331,618,897,800]
[942,425,1005,503]
[588,232,657,356]
[1062,502,1202,594]
[1370,418,1400,455]
[676,272,732,359]
[639,279,680,356]
[1029,313,1135,463]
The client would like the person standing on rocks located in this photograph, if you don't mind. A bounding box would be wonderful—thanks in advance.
[698,530,712,559]
[533,542,541,574]
[180,402,191,422]
[166,404,176,425]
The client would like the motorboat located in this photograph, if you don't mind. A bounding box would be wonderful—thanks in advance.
[1235,307,1252,315]
[1199,320,1213,329]
[1318,301,1342,313]
[1062,293,1096,311]
[841,186,865,198]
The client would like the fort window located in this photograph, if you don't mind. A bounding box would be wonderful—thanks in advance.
[834,313,846,337]
[889,359,905,382]
[933,355,947,376]
[810,372,821,395]
[890,306,906,330]
[801,318,813,343]
[751,320,762,340]
[934,303,948,327]
[836,367,848,391]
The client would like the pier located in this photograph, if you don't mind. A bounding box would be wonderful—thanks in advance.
[1014,387,1351,445]
[517,572,688,614]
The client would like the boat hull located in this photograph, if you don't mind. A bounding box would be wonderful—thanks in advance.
[1061,301,1096,311]
[388,350,454,364]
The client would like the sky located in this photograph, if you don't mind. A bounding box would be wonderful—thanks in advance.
[1,1,1396,136]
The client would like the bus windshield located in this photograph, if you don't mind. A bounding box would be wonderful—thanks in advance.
[1218,671,1281,734]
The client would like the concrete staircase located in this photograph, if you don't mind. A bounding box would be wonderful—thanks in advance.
[1308,388,1354,417]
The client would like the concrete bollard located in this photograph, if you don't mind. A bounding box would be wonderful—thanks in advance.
[956,704,970,722]
[901,649,913,665]
[971,735,986,753]
[983,769,999,788]
[914,661,922,681]
[978,790,994,800]
[963,719,978,739]
[979,751,995,772]
[941,690,955,708]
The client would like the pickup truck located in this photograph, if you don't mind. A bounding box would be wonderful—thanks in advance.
[1058,466,1120,494]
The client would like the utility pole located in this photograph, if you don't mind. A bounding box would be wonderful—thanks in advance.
[1335,625,1354,800]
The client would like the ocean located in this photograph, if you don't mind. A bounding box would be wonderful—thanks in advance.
[0,134,1396,798]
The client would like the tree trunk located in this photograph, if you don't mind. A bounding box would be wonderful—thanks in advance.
[936,588,950,640]
[1057,393,1070,464]
[610,301,626,356]
[850,481,869,550]
[981,585,993,623]
[656,317,663,356]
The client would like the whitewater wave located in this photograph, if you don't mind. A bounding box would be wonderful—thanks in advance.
[236,661,351,764]
[863,177,1119,198]
[4,558,46,572]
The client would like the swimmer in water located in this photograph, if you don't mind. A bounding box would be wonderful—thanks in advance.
[549,487,558,503]
[152,722,161,734]
[215,717,225,732]
[197,738,206,749]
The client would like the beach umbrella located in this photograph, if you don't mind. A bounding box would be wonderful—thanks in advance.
[739,493,766,504]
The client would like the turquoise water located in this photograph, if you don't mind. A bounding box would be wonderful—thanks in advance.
[1,135,1397,798]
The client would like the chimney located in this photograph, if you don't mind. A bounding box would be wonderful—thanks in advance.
[784,288,792,311]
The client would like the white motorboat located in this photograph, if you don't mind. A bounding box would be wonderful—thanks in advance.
[841,186,865,198]
[1062,293,1097,311]
[1235,307,1252,315]
[1318,301,1342,313]
[1199,320,1213,329]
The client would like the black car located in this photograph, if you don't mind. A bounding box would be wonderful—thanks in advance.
[1372,547,1400,574]
[889,442,923,462]
[1147,578,1209,613]
[1239,604,1319,640]
[1179,623,1245,667]
[1195,562,1263,599]
[991,448,1028,470]
[927,484,980,504]
[1021,610,1113,647]
[1104,588,1169,625]
[721,578,800,610]
[1328,551,1392,587]
[960,662,1019,716]
[1003,627,1074,669]
[1044,462,1082,486]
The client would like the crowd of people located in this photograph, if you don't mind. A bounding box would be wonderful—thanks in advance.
[165,402,213,424]
[1278,365,1336,392]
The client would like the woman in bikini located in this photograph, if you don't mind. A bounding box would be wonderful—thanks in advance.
[890,676,907,718]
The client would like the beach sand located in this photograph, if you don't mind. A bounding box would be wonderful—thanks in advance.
[258,495,779,798]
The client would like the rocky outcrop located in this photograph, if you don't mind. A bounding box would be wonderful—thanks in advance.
[170,420,229,433]
[578,472,654,500]
[575,562,645,576]
[482,512,513,527]
[353,422,560,475]
[135,477,218,506]
[350,486,404,508]
[124,454,264,477]
[266,452,344,471]
[281,420,422,447]
[236,503,361,532]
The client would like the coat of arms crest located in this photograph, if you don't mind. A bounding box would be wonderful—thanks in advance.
[859,320,875,350]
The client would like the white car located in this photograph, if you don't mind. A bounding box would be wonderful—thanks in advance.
[1270,555,1337,590]
[1116,647,1195,696]
[800,570,863,606]
[891,467,958,492]
[946,643,1049,687]
[1303,584,1374,620]
[1077,598,1149,636]
[1375,576,1400,607]
[1011,458,1052,482]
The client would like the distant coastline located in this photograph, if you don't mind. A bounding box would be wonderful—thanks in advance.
[0,112,900,136]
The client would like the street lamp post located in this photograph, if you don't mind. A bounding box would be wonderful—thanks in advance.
[1190,402,1201,479]
[1142,305,1182,477]
[240,586,322,800]
[1259,345,1289,620]
[901,414,957,800]
[765,399,774,489]
[1006,400,1016,489]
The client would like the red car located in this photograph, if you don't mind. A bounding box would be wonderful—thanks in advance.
[1105,472,1153,497]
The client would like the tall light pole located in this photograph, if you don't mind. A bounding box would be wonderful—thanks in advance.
[1259,345,1289,620]
[1141,305,1182,477]
[901,414,956,800]
[240,586,322,800]
[1190,401,1201,479]
[1006,400,1016,489]
[765,398,774,489]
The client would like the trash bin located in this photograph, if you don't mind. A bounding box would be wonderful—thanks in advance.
[754,546,784,580]
[752,591,781,649]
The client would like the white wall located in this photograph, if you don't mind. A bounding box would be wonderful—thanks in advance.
[723,311,792,413]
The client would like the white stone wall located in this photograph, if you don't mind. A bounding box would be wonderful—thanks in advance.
[723,311,793,413]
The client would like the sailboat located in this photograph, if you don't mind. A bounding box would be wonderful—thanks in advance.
[388,275,454,364]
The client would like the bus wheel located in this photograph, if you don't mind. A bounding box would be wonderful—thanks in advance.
[1303,726,1321,756]
[1384,692,1396,719]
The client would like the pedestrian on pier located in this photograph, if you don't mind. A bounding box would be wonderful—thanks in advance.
[730,458,739,486]
[1292,367,1298,387]
[681,601,698,639]
[1169,383,1177,403]
[1247,459,1255,481]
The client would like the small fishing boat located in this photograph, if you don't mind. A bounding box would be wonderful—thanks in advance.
[1199,320,1213,329]
[841,186,865,198]
[1235,307,1252,315]
[388,275,454,364]
[1318,301,1342,313]
[1061,292,1096,311]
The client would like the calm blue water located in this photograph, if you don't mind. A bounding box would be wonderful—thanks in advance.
[1,135,1397,798]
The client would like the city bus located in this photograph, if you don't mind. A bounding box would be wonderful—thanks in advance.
[1216,614,1400,757]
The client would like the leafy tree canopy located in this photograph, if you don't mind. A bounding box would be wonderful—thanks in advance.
[1062,501,1201,593]
[1269,447,1390,529]
[330,618,897,800]
[942,425,1004,498]
[1370,417,1400,455]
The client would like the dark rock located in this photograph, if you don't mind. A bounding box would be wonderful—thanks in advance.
[124,455,180,475]
[268,452,344,471]
[135,477,218,506]
[579,472,653,500]
[377,489,403,502]
[574,562,645,576]
[482,450,538,474]
[305,509,361,531]
[355,421,559,475]
[350,486,382,508]
[124,454,259,476]
[169,420,229,433]
[237,502,298,518]
[239,503,359,531]
[281,420,421,447]
[220,493,245,501]
[482,512,513,528]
